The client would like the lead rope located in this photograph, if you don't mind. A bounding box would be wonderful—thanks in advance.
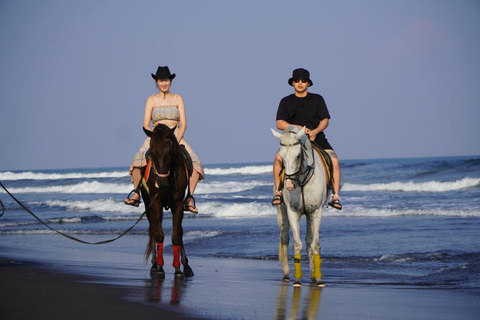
[0,198,4,218]
[0,181,150,245]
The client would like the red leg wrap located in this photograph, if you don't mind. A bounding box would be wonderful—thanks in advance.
[156,243,164,266]
[172,245,180,268]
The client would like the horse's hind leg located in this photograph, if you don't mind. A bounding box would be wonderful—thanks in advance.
[277,204,290,281]
[179,244,194,278]
[305,216,314,282]
[171,203,193,278]
[308,209,324,287]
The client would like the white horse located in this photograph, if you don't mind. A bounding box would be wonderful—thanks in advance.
[271,126,328,287]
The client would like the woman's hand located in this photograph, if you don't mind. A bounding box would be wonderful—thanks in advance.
[175,132,183,143]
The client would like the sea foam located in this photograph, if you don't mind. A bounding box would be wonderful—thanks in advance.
[341,177,480,192]
[0,171,128,181]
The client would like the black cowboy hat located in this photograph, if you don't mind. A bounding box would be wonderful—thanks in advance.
[288,68,313,86]
[151,66,176,81]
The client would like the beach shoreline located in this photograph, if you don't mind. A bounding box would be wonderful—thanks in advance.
[0,256,205,320]
[1,251,479,320]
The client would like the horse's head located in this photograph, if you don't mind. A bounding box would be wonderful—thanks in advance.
[148,124,179,183]
[272,126,306,191]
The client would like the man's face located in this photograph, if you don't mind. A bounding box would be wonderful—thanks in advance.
[292,78,309,94]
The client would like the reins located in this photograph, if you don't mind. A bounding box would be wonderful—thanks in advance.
[0,181,149,245]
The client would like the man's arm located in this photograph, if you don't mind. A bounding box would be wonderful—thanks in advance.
[308,118,329,141]
[276,120,305,131]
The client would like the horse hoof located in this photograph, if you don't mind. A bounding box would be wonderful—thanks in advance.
[282,275,290,282]
[316,279,326,288]
[184,267,195,278]
[150,266,165,278]
[174,270,184,279]
[293,280,302,287]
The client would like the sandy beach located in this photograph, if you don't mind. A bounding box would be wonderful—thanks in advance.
[1,252,479,320]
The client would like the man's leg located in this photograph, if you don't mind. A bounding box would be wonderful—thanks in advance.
[272,151,284,205]
[325,149,342,209]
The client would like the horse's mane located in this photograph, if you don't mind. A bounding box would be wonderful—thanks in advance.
[284,126,311,149]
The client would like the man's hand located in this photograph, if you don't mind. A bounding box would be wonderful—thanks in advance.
[304,128,317,141]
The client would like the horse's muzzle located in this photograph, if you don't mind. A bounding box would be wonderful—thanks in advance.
[285,179,296,191]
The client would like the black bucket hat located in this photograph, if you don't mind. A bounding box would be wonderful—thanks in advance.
[288,68,313,86]
[151,66,176,81]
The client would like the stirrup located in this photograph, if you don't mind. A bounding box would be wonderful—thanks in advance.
[184,195,198,213]
[124,189,141,207]
[271,190,284,206]
[327,194,342,210]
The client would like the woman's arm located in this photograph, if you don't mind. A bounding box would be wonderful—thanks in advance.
[176,94,187,142]
[143,96,154,131]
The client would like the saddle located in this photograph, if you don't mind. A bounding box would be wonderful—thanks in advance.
[311,143,335,191]
[279,143,335,191]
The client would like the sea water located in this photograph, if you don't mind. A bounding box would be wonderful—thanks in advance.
[0,156,479,290]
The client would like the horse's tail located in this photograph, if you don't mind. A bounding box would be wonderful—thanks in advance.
[144,235,154,263]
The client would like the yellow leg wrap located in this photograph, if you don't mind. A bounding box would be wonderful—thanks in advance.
[313,254,322,279]
[294,254,302,279]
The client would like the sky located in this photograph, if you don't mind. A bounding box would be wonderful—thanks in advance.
[1,0,479,171]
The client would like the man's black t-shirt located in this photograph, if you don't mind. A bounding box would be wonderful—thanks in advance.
[276,93,333,149]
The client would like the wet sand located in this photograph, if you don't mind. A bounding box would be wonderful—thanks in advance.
[1,254,479,320]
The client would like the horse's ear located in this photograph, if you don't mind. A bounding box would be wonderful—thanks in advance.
[295,126,306,139]
[169,126,176,136]
[143,127,153,138]
[271,128,282,140]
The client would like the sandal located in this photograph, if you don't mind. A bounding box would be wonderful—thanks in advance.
[184,195,198,213]
[271,190,284,206]
[124,189,141,207]
[327,195,342,210]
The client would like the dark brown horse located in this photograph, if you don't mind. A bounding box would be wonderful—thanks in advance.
[141,124,194,279]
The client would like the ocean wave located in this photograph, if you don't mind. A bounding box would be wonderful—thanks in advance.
[40,199,144,214]
[0,229,147,235]
[184,230,222,240]
[324,207,480,217]
[0,171,128,181]
[198,201,275,219]
[341,177,480,193]
[8,182,131,194]
[12,198,480,219]
[195,180,270,194]
[205,165,272,175]
[7,180,270,195]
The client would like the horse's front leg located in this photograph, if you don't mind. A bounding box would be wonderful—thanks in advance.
[277,204,290,281]
[171,200,193,278]
[149,201,165,277]
[308,208,324,287]
[287,208,303,287]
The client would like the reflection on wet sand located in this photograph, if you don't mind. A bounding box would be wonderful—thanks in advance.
[275,283,323,320]
[146,277,185,306]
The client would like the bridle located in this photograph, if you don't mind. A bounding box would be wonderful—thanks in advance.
[281,134,316,214]
[281,138,315,188]
[150,137,174,188]
[151,162,170,179]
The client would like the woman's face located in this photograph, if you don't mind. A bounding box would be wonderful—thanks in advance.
[157,78,171,92]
